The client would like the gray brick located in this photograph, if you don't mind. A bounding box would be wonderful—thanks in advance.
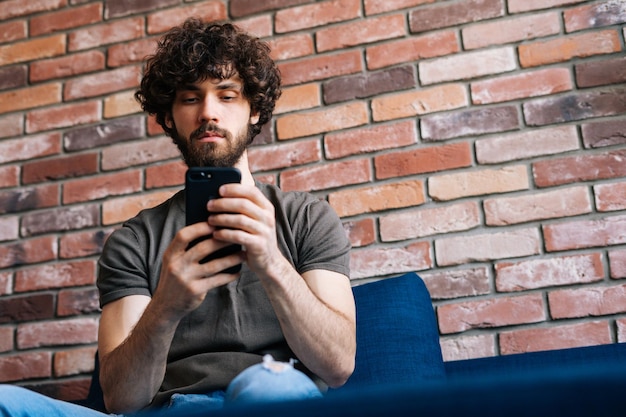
[421,105,519,141]
[64,116,144,152]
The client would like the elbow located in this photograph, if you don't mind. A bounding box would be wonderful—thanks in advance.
[325,354,356,388]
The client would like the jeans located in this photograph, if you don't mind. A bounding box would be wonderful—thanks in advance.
[0,355,322,416]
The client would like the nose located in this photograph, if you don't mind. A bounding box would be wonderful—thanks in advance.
[199,95,220,124]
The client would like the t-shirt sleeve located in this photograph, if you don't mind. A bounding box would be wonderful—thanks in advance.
[97,224,152,308]
[295,198,351,277]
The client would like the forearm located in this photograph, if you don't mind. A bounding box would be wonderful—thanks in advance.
[259,258,356,387]
[99,301,180,413]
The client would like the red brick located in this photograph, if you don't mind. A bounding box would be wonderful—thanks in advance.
[278,50,362,86]
[53,346,97,377]
[471,67,572,105]
[438,293,545,334]
[230,0,309,18]
[0,83,60,114]
[485,186,591,226]
[0,352,51,383]
[375,142,472,180]
[101,136,180,170]
[146,1,227,35]
[476,125,579,164]
[519,30,621,67]
[618,318,626,342]
[435,227,541,266]
[57,287,99,317]
[276,102,368,140]
[275,83,320,115]
[509,0,588,13]
[364,0,435,15]
[544,214,626,252]
[0,326,13,352]
[500,321,611,354]
[0,293,54,324]
[0,236,57,269]
[342,218,375,248]
[329,180,425,218]
[59,229,112,260]
[104,91,142,119]
[595,181,626,212]
[316,14,406,53]
[0,114,23,139]
[575,56,626,88]
[372,83,467,121]
[533,149,626,187]
[422,266,491,300]
[0,20,27,44]
[0,132,61,164]
[22,153,98,184]
[64,66,141,100]
[550,284,626,319]
[430,165,529,201]
[248,140,321,173]
[280,158,371,193]
[524,88,626,127]
[409,0,504,33]
[0,0,65,20]
[462,11,560,49]
[68,17,144,51]
[15,260,95,292]
[325,120,417,160]
[422,105,519,141]
[0,34,65,66]
[63,170,142,204]
[0,216,18,242]
[0,184,59,214]
[145,161,186,189]
[609,249,626,279]
[380,201,480,242]
[496,253,604,292]
[421,47,516,85]
[350,242,432,279]
[582,119,626,149]
[30,51,106,83]
[17,317,98,349]
[107,38,158,67]
[267,33,314,62]
[366,30,459,70]
[105,0,178,18]
[26,101,101,133]
[21,204,99,236]
[275,0,360,33]
[0,165,19,189]
[103,190,176,225]
[30,3,102,36]
[564,1,626,32]
[324,65,416,105]
[440,334,496,361]
[233,15,273,39]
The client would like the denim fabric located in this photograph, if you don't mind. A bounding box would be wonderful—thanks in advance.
[0,385,112,417]
[0,356,320,416]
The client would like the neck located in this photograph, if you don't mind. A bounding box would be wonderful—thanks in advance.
[234,150,255,186]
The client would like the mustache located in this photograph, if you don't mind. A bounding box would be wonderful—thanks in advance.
[190,123,230,141]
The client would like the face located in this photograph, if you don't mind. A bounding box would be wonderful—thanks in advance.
[166,76,259,167]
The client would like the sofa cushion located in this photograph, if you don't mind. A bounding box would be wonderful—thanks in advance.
[341,272,446,389]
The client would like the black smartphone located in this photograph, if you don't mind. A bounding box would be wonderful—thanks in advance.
[185,167,242,273]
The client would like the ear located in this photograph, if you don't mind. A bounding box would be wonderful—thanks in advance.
[250,112,260,125]
[164,113,174,130]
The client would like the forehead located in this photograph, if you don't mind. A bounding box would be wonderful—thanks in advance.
[179,75,244,91]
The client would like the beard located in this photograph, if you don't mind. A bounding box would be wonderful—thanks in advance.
[171,122,252,167]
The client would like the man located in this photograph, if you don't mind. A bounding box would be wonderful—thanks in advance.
[0,18,355,416]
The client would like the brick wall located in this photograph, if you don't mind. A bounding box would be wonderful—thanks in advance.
[0,0,625,402]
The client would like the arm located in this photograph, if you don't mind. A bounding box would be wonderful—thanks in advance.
[97,221,244,414]
[208,184,356,387]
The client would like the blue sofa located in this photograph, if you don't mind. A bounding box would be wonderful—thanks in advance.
[83,272,626,416]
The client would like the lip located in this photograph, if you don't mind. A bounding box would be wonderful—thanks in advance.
[196,131,224,142]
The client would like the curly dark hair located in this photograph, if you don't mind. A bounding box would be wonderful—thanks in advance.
[135,19,281,141]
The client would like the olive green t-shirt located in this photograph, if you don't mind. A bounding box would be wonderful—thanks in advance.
[96,182,351,407]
